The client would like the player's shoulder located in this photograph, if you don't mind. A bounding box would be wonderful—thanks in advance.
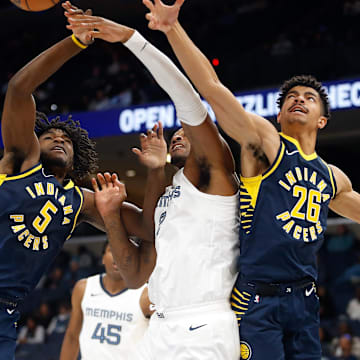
[73,278,88,295]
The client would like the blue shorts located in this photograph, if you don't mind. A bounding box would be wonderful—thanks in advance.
[0,303,20,360]
[231,278,321,360]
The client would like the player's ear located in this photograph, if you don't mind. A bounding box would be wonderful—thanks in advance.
[318,116,327,130]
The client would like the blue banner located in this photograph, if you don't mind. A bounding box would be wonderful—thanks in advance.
[1,78,360,147]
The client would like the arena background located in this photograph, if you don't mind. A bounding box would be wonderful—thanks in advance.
[1,0,360,359]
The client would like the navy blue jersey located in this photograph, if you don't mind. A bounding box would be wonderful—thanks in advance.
[0,163,83,302]
[239,133,337,282]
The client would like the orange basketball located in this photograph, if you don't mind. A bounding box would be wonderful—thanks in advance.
[10,0,61,11]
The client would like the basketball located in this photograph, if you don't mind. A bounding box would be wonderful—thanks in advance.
[10,0,61,11]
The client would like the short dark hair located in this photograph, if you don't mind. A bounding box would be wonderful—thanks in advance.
[35,112,98,182]
[277,75,331,119]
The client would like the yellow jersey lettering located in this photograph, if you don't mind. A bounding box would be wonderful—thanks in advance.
[283,220,295,233]
[63,205,73,215]
[24,234,34,248]
[316,221,323,234]
[285,171,297,186]
[303,227,309,242]
[62,217,71,225]
[11,224,26,233]
[58,195,66,206]
[293,225,302,240]
[317,180,327,193]
[26,186,36,199]
[304,167,308,181]
[276,211,291,221]
[309,171,317,185]
[295,167,303,181]
[47,182,55,196]
[42,235,49,250]
[10,215,24,223]
[18,229,29,241]
[32,237,40,251]
[279,180,291,191]
[309,226,317,240]
[34,182,45,196]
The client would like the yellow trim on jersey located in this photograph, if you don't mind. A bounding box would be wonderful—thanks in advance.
[66,186,83,241]
[280,132,317,161]
[319,159,337,199]
[240,175,262,209]
[64,179,75,190]
[0,174,7,187]
[0,164,42,182]
[262,142,285,180]
[240,142,285,211]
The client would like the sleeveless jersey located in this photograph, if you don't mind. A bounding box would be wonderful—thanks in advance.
[79,274,148,359]
[238,133,337,282]
[149,168,240,310]
[0,163,83,302]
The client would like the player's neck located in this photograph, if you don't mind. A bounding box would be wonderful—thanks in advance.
[282,129,317,155]
[44,166,68,185]
[102,274,127,295]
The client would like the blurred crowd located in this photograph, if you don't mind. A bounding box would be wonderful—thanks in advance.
[1,0,360,116]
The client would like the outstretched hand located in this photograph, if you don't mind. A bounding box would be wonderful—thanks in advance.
[62,1,94,45]
[143,0,184,33]
[132,122,167,169]
[92,172,127,218]
[64,3,134,44]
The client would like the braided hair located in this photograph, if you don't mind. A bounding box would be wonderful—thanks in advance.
[35,112,98,182]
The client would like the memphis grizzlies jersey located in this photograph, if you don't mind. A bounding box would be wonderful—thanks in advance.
[239,133,337,282]
[149,168,240,310]
[0,163,83,302]
[79,274,148,359]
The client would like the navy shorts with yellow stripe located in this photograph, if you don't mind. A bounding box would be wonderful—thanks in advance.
[231,279,321,360]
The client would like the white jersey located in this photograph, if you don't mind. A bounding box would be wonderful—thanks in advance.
[149,168,240,311]
[79,274,148,360]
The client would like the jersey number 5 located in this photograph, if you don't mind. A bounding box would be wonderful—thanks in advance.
[33,200,58,234]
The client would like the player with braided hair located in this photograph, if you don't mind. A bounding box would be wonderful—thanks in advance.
[0,5,163,359]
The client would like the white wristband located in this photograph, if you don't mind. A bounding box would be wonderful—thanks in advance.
[124,31,207,126]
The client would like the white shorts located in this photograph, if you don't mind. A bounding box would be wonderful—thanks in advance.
[130,301,240,360]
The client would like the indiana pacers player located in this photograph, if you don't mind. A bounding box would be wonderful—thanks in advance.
[142,0,360,359]
[60,241,152,360]
[66,5,241,359]
[0,13,159,360]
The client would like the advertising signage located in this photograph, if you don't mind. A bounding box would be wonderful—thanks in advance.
[1,78,360,147]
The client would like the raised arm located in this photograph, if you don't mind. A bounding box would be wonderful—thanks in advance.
[142,0,280,175]
[59,279,86,360]
[329,165,360,224]
[64,8,235,183]
[92,173,157,289]
[1,8,93,173]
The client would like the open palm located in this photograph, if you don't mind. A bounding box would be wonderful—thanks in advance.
[133,122,167,169]
[143,0,184,33]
